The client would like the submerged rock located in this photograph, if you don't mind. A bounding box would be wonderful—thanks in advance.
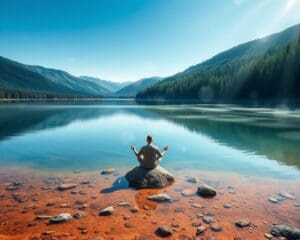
[99,206,114,216]
[155,226,173,237]
[148,194,174,202]
[57,183,77,191]
[279,192,296,200]
[49,213,72,224]
[270,224,300,240]
[125,166,174,189]
[197,183,217,197]
[101,168,115,175]
[268,197,279,204]
[235,219,251,228]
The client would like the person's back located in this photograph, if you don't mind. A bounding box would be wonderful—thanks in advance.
[131,135,168,169]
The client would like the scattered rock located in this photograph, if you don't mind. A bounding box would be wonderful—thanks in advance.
[148,194,174,202]
[46,201,55,206]
[196,226,207,235]
[57,183,77,191]
[118,201,132,207]
[171,223,180,228]
[186,177,198,183]
[268,197,279,204]
[197,183,217,198]
[124,222,134,228]
[99,206,114,216]
[27,222,38,227]
[125,166,174,189]
[81,180,91,185]
[279,192,296,200]
[223,204,231,209]
[12,193,28,203]
[270,224,300,240]
[191,203,202,209]
[130,207,138,213]
[181,189,196,197]
[235,219,251,228]
[49,213,72,224]
[101,168,115,175]
[36,215,52,220]
[210,223,222,232]
[42,231,55,235]
[74,211,86,219]
[264,233,273,239]
[6,182,22,191]
[203,216,214,224]
[155,226,173,237]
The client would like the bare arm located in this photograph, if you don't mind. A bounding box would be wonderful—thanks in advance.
[157,146,168,158]
[131,145,142,157]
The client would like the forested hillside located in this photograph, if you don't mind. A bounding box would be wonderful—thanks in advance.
[137,25,300,102]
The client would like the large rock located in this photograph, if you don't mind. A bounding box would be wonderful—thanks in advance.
[125,166,174,189]
[197,183,217,198]
[270,224,300,240]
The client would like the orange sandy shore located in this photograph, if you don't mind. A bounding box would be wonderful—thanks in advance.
[0,167,299,240]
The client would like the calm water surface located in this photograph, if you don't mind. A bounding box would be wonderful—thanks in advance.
[0,100,300,179]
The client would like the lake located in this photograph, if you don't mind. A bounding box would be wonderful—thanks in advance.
[0,100,299,239]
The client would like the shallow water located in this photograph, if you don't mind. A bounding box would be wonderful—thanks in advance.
[0,100,299,240]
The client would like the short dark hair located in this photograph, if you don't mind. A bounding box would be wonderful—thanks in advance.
[147,135,153,142]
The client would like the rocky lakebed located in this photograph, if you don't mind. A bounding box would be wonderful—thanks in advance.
[0,166,299,240]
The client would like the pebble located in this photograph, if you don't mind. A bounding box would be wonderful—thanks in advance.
[74,211,86,219]
[181,189,196,197]
[191,203,202,209]
[155,226,173,237]
[49,213,72,223]
[223,204,231,209]
[36,215,52,220]
[148,194,174,202]
[210,223,222,232]
[100,168,115,175]
[186,177,198,183]
[99,206,114,216]
[279,191,296,200]
[57,183,77,191]
[235,219,251,228]
[264,233,273,239]
[203,216,214,224]
[196,225,207,235]
[268,197,279,204]
[118,201,132,207]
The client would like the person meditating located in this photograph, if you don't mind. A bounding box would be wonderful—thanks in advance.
[131,135,168,169]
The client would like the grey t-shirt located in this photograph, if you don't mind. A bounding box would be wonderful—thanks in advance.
[137,144,163,169]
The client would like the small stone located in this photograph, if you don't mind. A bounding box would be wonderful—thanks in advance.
[191,222,202,227]
[130,207,138,213]
[197,183,217,198]
[49,213,72,223]
[174,207,185,213]
[210,223,222,232]
[36,215,52,220]
[171,223,180,228]
[155,226,173,237]
[264,233,273,239]
[46,201,55,206]
[181,189,196,197]
[268,197,279,204]
[57,183,77,191]
[191,203,202,208]
[203,216,214,224]
[118,201,132,207]
[99,206,114,216]
[223,204,231,209]
[186,177,198,183]
[148,194,174,202]
[235,219,251,228]
[74,211,86,219]
[42,231,55,235]
[196,225,207,235]
[60,203,70,208]
[81,180,91,185]
[124,222,133,228]
[279,192,296,200]
[101,168,115,175]
[27,222,38,227]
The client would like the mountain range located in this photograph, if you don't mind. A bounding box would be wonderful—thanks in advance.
[137,23,300,102]
[0,57,163,99]
[1,23,300,101]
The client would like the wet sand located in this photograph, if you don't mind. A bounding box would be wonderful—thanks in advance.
[0,167,299,240]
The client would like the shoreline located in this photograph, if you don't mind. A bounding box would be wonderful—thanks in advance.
[0,166,299,239]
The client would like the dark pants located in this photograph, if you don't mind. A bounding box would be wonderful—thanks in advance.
[137,156,161,169]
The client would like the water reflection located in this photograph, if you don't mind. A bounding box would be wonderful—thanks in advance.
[0,102,299,177]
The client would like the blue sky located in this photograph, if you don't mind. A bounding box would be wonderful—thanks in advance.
[0,0,300,82]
